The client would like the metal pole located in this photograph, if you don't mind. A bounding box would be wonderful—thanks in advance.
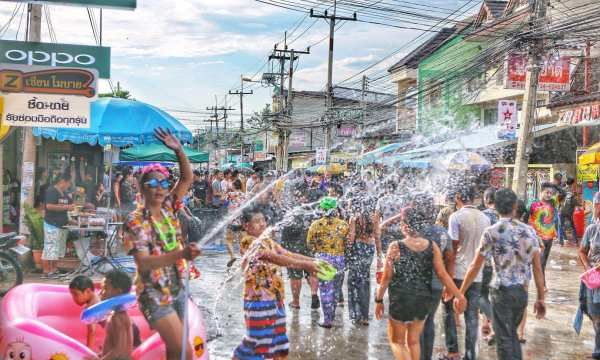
[18,4,42,237]
[324,2,336,150]
[511,0,547,199]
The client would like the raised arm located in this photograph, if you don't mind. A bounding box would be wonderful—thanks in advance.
[154,128,193,202]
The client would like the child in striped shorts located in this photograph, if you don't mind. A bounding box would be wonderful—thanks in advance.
[233,208,319,360]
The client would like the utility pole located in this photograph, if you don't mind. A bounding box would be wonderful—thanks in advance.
[511,0,547,199]
[360,75,368,137]
[229,78,253,163]
[310,1,356,150]
[583,40,592,147]
[268,34,309,172]
[18,4,42,236]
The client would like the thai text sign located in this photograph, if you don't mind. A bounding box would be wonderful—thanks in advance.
[0,64,97,97]
[2,0,136,9]
[558,102,600,126]
[578,164,598,182]
[505,54,571,92]
[2,93,91,128]
[497,100,518,140]
[337,126,355,137]
[289,132,306,147]
[315,147,328,165]
[0,40,110,78]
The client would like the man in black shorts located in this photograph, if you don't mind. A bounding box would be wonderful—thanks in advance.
[280,206,320,310]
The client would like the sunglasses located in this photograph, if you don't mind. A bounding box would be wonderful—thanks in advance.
[144,178,171,189]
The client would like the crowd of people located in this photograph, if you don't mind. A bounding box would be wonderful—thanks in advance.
[34,127,600,360]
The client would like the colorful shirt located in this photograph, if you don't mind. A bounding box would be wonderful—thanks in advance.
[125,204,187,306]
[306,217,349,256]
[528,200,559,241]
[479,218,540,289]
[240,235,286,302]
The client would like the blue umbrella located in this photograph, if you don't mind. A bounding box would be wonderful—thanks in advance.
[32,98,193,147]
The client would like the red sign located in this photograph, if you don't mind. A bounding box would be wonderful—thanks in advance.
[337,126,355,137]
[505,54,571,92]
[558,102,600,125]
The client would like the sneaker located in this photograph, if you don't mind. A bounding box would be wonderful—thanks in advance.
[318,322,332,329]
[337,300,345,307]
[311,295,320,310]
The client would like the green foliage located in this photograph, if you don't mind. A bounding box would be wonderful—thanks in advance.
[99,87,132,99]
[24,205,44,250]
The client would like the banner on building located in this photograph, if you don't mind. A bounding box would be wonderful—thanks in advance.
[557,102,600,126]
[2,0,136,9]
[289,132,306,147]
[1,93,91,128]
[0,40,111,78]
[578,164,598,182]
[337,126,355,137]
[315,147,328,165]
[497,99,518,140]
[0,64,98,97]
[505,54,571,92]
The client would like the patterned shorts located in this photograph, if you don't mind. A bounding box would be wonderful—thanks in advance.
[42,222,67,261]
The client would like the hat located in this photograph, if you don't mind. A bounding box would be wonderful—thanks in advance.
[594,192,600,205]
[320,197,338,211]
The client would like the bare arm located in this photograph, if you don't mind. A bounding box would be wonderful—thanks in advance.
[259,249,317,272]
[86,323,96,349]
[432,243,463,299]
[373,211,381,253]
[580,244,592,271]
[348,217,356,245]
[444,247,455,279]
[531,250,546,319]
[375,243,397,301]
[154,128,193,202]
[46,203,73,212]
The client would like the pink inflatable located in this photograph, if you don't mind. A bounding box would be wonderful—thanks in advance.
[0,283,208,360]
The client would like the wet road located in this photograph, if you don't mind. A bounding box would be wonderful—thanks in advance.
[189,245,591,360]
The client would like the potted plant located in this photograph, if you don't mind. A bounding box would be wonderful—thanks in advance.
[24,205,44,270]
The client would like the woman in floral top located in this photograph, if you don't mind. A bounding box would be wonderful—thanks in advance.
[234,208,319,360]
[124,128,201,360]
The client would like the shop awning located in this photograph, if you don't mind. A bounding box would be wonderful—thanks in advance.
[32,98,193,147]
[120,144,208,163]
[399,124,560,158]
[358,142,408,165]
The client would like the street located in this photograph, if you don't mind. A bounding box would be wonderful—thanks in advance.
[192,245,594,360]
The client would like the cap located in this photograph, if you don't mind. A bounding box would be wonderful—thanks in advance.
[594,192,600,205]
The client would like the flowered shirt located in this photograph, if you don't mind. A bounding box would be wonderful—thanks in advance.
[479,218,540,289]
[240,234,286,302]
[125,204,188,306]
[306,217,349,256]
[581,221,600,303]
[528,200,559,241]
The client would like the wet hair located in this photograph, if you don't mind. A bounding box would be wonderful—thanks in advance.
[515,199,528,222]
[193,169,202,177]
[566,177,575,186]
[483,187,496,206]
[541,182,556,191]
[54,170,72,184]
[104,270,132,294]
[410,192,436,222]
[233,179,242,191]
[223,169,232,176]
[232,170,239,177]
[400,207,427,234]
[241,207,264,225]
[494,188,517,216]
[454,185,476,203]
[553,173,563,182]
[69,275,94,291]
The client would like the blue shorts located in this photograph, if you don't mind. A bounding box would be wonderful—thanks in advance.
[139,290,186,326]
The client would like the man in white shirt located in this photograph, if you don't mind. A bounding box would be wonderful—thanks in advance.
[443,186,491,360]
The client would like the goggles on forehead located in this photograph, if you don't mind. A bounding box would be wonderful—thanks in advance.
[144,178,171,189]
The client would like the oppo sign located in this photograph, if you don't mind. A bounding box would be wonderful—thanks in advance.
[0,40,111,79]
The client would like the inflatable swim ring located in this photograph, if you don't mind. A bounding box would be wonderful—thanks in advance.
[81,293,137,324]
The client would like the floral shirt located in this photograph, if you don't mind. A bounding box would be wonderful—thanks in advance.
[479,218,540,289]
[306,217,349,256]
[240,234,286,302]
[125,204,186,306]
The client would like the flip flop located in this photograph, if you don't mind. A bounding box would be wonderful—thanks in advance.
[288,302,300,309]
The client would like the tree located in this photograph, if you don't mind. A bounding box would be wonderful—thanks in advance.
[99,82,132,99]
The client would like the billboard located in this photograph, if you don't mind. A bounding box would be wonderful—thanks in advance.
[505,54,571,92]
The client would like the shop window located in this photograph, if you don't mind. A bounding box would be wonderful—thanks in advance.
[484,108,498,126]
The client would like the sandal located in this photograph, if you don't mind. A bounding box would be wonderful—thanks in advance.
[518,337,527,344]
[288,302,300,309]
[318,322,333,329]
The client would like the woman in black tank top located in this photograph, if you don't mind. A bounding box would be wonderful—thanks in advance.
[375,207,466,360]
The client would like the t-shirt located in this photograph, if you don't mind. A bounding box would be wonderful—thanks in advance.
[307,216,349,256]
[192,180,208,205]
[479,218,540,289]
[448,205,490,282]
[528,200,559,241]
[44,186,70,227]
[102,310,133,360]
[211,179,223,206]
[561,191,578,217]
[240,235,286,302]
[421,224,451,291]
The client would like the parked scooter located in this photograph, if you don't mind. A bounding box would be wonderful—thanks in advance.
[0,232,29,296]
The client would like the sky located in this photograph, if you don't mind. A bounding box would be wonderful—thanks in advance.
[0,0,479,132]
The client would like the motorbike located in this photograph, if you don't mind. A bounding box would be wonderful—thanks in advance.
[0,232,29,296]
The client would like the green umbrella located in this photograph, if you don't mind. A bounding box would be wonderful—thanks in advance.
[120,143,209,163]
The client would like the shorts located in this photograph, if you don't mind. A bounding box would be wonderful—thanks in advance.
[287,268,310,280]
[138,290,186,327]
[42,222,68,261]
[389,290,432,323]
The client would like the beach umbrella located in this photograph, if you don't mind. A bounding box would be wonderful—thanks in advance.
[32,98,193,146]
[120,144,208,163]
[443,151,491,172]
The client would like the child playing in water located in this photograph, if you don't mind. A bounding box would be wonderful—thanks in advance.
[233,207,320,360]
[69,275,100,350]
[100,270,135,360]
